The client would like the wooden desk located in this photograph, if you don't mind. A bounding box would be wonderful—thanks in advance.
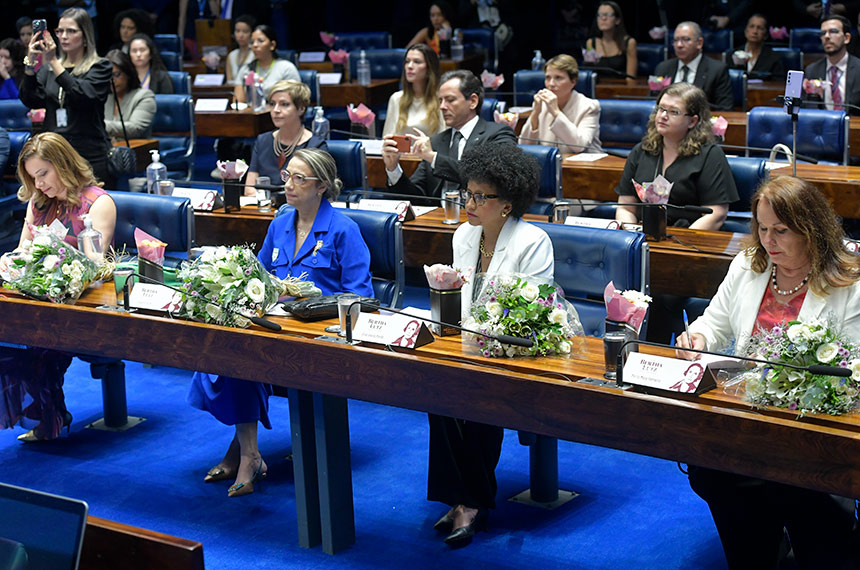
[113,139,158,171]
[195,207,273,251]
[194,109,274,138]
[319,79,399,108]
[594,79,784,110]
[191,84,234,100]
[4,285,860,557]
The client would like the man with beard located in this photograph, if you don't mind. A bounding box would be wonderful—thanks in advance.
[805,14,860,115]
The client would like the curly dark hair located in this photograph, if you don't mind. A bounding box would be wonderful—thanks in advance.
[459,144,539,218]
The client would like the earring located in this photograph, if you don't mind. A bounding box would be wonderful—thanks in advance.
[501,211,508,218]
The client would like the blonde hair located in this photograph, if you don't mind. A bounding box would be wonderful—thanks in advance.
[641,83,713,157]
[268,80,311,112]
[544,53,579,81]
[57,8,102,75]
[743,176,860,296]
[17,132,101,209]
[292,148,342,200]
[397,44,441,134]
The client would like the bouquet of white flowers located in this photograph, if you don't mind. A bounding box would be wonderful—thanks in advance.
[462,273,584,358]
[177,245,320,328]
[735,318,860,416]
[2,226,99,304]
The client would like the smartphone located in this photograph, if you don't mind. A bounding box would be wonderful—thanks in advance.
[391,135,411,153]
[32,19,47,39]
[784,70,803,114]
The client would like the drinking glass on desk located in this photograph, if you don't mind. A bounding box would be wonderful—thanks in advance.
[256,176,272,212]
[603,330,628,380]
[442,190,460,224]
[113,268,134,309]
[337,293,360,337]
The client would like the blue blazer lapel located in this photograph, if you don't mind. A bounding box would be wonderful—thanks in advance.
[292,200,334,264]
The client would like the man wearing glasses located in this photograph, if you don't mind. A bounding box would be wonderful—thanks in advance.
[805,15,860,115]
[381,69,516,202]
[654,21,733,111]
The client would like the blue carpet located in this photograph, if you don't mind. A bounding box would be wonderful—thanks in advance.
[0,358,728,569]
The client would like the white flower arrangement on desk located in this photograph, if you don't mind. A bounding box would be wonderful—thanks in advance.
[462,273,584,358]
[177,245,320,328]
[736,318,860,416]
[2,225,100,304]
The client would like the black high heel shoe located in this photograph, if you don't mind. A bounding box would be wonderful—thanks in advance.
[444,508,487,548]
[227,458,266,498]
[433,511,455,533]
[18,411,72,443]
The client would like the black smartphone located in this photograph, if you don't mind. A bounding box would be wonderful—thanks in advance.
[32,19,47,39]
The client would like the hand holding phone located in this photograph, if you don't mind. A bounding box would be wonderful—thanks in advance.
[391,135,411,153]
[32,19,47,39]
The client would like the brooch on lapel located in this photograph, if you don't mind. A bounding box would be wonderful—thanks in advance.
[271,247,279,264]
[312,240,324,256]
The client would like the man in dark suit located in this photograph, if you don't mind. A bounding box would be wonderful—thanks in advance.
[381,69,516,200]
[654,21,734,111]
[805,14,860,116]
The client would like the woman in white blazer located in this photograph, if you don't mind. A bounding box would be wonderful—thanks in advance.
[677,176,860,569]
[519,54,602,154]
[428,144,553,548]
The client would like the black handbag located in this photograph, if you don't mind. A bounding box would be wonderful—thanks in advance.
[106,77,138,177]
[281,295,380,320]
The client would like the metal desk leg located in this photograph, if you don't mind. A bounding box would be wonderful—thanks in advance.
[313,393,355,554]
[288,388,321,549]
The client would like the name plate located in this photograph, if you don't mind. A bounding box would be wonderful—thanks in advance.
[195,98,230,112]
[173,187,219,210]
[564,216,621,230]
[299,51,326,63]
[356,199,415,222]
[129,283,184,314]
[352,312,434,348]
[193,73,225,86]
[622,352,716,395]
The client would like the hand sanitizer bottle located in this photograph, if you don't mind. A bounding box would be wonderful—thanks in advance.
[77,213,103,261]
[357,50,371,86]
[312,106,330,140]
[146,149,167,194]
[531,50,546,71]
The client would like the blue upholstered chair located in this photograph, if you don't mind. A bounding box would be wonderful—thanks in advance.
[721,156,767,234]
[159,50,181,72]
[2,131,30,197]
[275,49,299,65]
[154,34,181,54]
[481,97,498,122]
[334,32,392,51]
[0,100,30,131]
[519,144,561,216]
[167,71,191,94]
[637,43,666,76]
[275,204,404,308]
[326,140,368,196]
[598,99,655,154]
[513,70,596,106]
[298,69,320,104]
[461,27,497,72]
[151,94,196,180]
[772,47,802,74]
[790,28,824,53]
[728,69,747,111]
[348,49,407,80]
[577,69,596,99]
[746,107,849,165]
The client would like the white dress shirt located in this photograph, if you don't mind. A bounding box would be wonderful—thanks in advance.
[674,52,703,84]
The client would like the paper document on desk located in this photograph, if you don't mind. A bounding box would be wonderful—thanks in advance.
[412,206,438,217]
[698,353,746,370]
[239,196,257,207]
[565,153,608,162]
[319,72,342,85]
[356,138,383,155]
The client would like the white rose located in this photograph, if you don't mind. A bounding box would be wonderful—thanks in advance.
[520,283,540,302]
[42,255,59,271]
[850,359,860,379]
[244,278,266,303]
[815,342,839,363]
[486,302,504,319]
[786,324,805,342]
[809,328,826,342]
[33,235,52,247]
[558,340,571,354]
[205,304,223,321]
[549,307,566,325]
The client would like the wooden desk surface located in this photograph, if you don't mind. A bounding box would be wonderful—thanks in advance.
[3,285,860,499]
[595,79,785,110]
[319,79,399,108]
[194,108,274,138]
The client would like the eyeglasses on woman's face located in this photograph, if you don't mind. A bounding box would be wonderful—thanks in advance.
[460,189,499,206]
[656,104,692,118]
[281,170,320,184]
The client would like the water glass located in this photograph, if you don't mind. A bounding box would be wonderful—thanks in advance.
[113,268,134,308]
[256,176,272,212]
[442,190,460,224]
[337,293,360,337]
[603,330,628,380]
[157,180,175,196]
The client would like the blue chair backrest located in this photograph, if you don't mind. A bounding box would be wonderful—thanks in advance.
[533,223,649,337]
[518,144,561,201]
[481,97,498,122]
[461,27,497,72]
[746,107,849,164]
[160,50,181,72]
[275,203,403,307]
[6,131,30,177]
[326,140,367,195]
[726,156,766,212]
[773,47,802,74]
[513,70,543,106]
[151,94,196,180]
[154,34,181,54]
[275,49,298,65]
[637,43,666,76]
[107,191,194,257]
[0,100,30,131]
[335,32,392,51]
[577,70,596,98]
[598,99,655,147]
[728,69,747,110]
[349,49,407,80]
[167,71,191,94]
[790,28,823,53]
[298,69,320,104]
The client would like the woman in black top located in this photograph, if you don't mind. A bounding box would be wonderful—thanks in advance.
[729,14,785,80]
[128,33,173,94]
[20,8,113,185]
[584,1,638,82]
[615,83,738,230]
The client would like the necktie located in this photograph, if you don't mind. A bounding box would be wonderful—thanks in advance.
[450,130,463,160]
[830,65,843,111]
[680,65,690,84]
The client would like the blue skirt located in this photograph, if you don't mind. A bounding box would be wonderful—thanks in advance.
[187,373,273,429]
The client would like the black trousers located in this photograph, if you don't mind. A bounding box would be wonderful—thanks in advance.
[688,465,860,570]
[427,414,504,509]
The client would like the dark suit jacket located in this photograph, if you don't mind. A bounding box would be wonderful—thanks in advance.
[655,56,734,111]
[729,45,785,80]
[804,55,860,116]
[389,116,517,199]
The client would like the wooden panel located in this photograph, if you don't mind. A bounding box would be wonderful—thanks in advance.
[194,110,274,138]
[81,516,204,570]
[319,79,399,108]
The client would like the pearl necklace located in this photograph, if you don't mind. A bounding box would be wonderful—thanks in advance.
[770,265,811,296]
[479,233,494,258]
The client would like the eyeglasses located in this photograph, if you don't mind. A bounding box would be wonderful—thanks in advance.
[820,28,844,37]
[281,170,320,184]
[673,36,695,44]
[460,189,499,206]
[656,105,692,118]
[596,12,615,19]
[54,28,81,36]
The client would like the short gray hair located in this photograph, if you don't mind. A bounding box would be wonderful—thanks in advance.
[292,148,343,200]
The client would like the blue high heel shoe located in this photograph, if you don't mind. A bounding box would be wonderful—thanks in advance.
[227,459,266,498]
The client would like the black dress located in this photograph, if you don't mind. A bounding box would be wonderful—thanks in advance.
[584,36,632,77]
